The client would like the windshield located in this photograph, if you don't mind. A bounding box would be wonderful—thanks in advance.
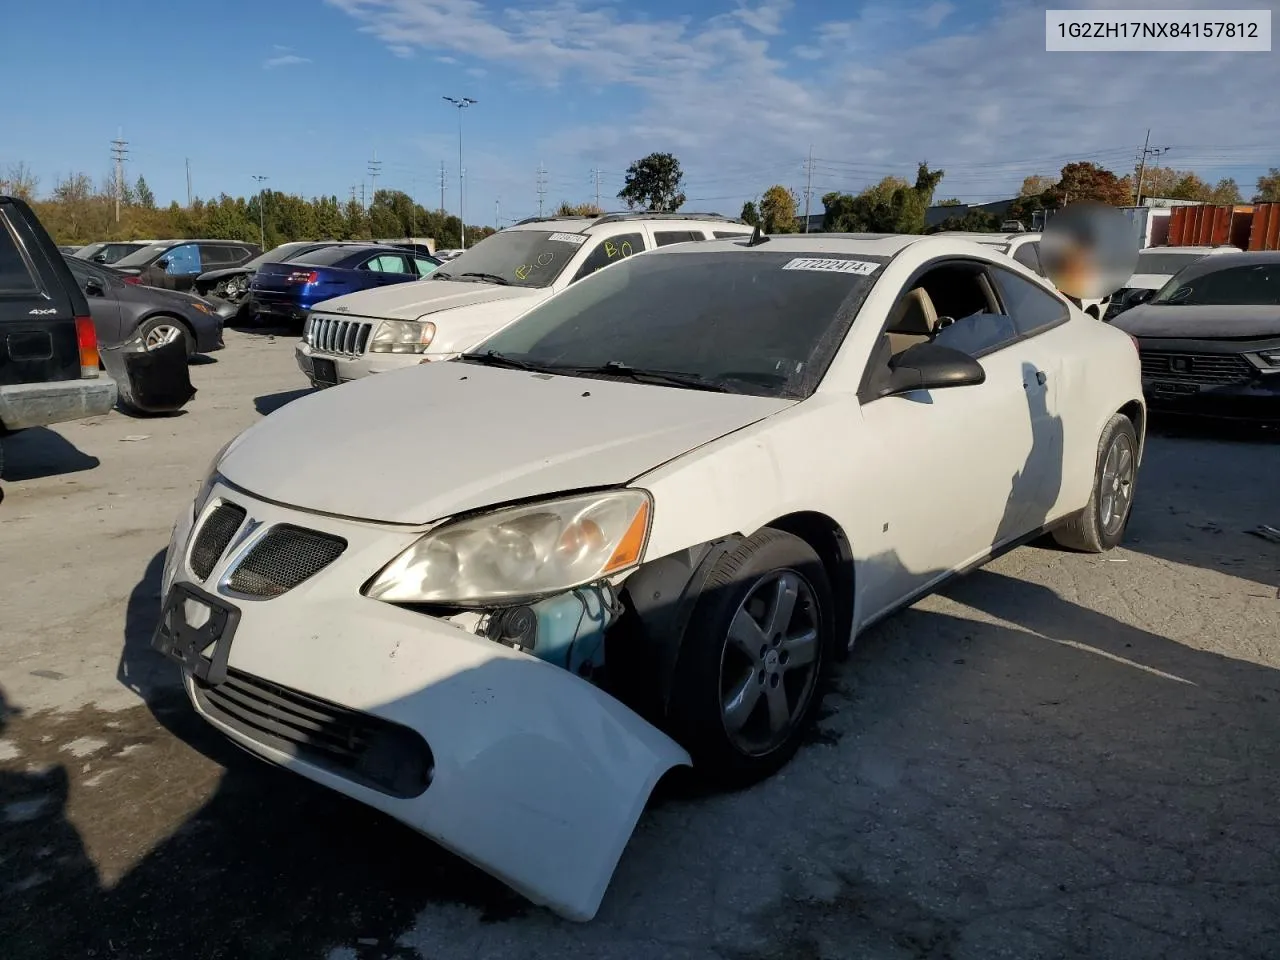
[246,241,320,268]
[112,243,173,268]
[289,245,373,266]
[462,249,887,398]
[1151,262,1280,306]
[1134,251,1206,277]
[436,230,586,288]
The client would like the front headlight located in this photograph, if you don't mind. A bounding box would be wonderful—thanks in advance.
[365,489,652,606]
[1258,350,1280,367]
[370,319,436,354]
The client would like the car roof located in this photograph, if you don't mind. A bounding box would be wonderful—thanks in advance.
[1172,249,1280,271]
[1140,245,1238,255]
[645,232,932,258]
[504,211,751,236]
[934,231,1039,244]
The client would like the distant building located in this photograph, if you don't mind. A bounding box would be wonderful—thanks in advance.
[924,197,1018,229]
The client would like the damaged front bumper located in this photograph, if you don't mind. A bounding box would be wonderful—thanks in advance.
[154,487,691,921]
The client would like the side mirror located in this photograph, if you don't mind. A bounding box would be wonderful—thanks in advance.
[84,277,105,296]
[91,254,108,263]
[155,257,170,270]
[881,342,985,398]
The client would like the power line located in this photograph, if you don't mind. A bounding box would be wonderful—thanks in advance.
[536,162,547,218]
[1133,130,1171,205]
[802,145,813,233]
[185,157,192,207]
[439,160,446,213]
[251,175,268,248]
[367,151,381,208]
[591,166,603,210]
[110,131,128,224]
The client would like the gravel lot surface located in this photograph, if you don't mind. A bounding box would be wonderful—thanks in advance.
[2,329,1277,960]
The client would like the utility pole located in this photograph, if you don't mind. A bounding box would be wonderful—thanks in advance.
[495,197,500,230]
[367,151,381,209]
[443,96,477,247]
[1132,130,1170,206]
[410,175,417,237]
[803,145,814,233]
[360,182,366,210]
[111,130,128,224]
[252,175,268,248]
[439,161,446,213]
[185,157,192,207]
[536,162,547,218]
[591,167,603,211]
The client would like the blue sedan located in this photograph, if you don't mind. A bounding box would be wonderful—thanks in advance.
[250,244,441,325]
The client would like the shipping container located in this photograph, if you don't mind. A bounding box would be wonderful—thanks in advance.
[1247,202,1280,251]
[1162,203,1280,251]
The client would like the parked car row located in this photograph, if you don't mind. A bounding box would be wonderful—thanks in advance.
[155,227,1148,922]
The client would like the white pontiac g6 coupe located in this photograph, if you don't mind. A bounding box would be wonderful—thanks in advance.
[155,233,1145,923]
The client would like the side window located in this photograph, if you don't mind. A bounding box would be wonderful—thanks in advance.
[713,230,751,239]
[989,265,1071,337]
[1010,241,1042,275]
[161,243,201,275]
[653,230,702,246]
[365,253,411,274]
[570,232,644,284]
[922,266,1020,358]
[198,244,231,267]
[413,257,438,276]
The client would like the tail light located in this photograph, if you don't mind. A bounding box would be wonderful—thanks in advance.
[75,316,100,378]
[287,270,319,284]
[123,275,141,285]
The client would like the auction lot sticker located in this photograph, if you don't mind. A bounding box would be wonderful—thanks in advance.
[781,257,880,276]
[548,232,589,244]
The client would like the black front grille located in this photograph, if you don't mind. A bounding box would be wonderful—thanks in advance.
[227,524,346,597]
[194,669,433,798]
[1140,351,1255,385]
[190,503,247,581]
[307,316,372,356]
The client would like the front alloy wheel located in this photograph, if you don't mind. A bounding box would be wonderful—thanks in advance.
[668,527,834,786]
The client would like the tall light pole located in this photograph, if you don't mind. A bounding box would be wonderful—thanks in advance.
[443,96,476,247]
[252,175,269,248]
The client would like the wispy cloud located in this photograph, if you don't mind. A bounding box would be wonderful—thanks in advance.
[263,52,311,69]
[324,0,1280,209]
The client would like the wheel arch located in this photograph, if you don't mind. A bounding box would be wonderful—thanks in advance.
[138,310,195,340]
[1118,397,1146,461]
[758,511,856,660]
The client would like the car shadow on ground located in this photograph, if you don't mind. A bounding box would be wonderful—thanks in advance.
[255,388,315,416]
[189,355,218,366]
[0,427,100,481]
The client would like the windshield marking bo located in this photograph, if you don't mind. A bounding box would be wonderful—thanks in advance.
[781,257,881,276]
[547,232,588,245]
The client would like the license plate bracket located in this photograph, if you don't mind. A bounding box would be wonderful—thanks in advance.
[1147,380,1199,398]
[152,581,241,686]
[312,357,339,387]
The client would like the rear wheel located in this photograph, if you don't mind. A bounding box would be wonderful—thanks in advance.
[1052,413,1138,553]
[667,528,833,787]
[138,316,195,357]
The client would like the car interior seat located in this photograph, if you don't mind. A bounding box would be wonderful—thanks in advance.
[884,287,939,356]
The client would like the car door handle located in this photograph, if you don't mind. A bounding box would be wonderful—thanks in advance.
[1036,370,1047,385]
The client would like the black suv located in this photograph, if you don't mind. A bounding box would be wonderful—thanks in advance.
[0,196,117,477]
[110,239,262,292]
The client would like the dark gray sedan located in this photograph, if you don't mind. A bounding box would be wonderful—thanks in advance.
[63,254,224,357]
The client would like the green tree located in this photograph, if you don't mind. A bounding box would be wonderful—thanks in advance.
[937,198,963,206]
[1207,178,1242,204]
[759,184,798,233]
[135,175,156,209]
[617,152,686,212]
[928,209,1001,234]
[1253,168,1280,202]
[0,162,39,201]
[555,201,603,216]
[1048,162,1131,206]
[739,200,759,226]
[1019,175,1056,197]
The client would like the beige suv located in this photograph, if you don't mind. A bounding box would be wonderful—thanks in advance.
[295,212,753,388]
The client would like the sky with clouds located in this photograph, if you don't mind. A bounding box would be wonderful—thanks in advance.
[3,0,1278,227]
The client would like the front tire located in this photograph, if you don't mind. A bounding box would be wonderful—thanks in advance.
[667,528,833,787]
[1052,413,1139,553]
[138,316,195,357]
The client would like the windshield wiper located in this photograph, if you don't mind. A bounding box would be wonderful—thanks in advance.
[457,350,547,371]
[431,271,454,280]
[459,272,510,286]
[559,360,737,393]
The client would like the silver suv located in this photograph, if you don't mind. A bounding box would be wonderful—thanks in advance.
[295,212,753,388]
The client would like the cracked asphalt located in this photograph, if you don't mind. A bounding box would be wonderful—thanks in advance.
[1,329,1278,960]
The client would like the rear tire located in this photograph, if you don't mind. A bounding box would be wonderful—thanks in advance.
[667,528,834,788]
[1052,413,1138,553]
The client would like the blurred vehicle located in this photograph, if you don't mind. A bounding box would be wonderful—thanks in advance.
[0,196,115,476]
[376,238,437,258]
[433,248,464,261]
[57,244,80,255]
[1104,246,1237,320]
[250,244,440,326]
[73,240,158,264]
[1112,251,1280,420]
[157,232,1144,922]
[111,239,262,292]
[63,254,224,357]
[296,212,752,388]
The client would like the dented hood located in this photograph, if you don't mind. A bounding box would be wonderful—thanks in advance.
[311,277,543,322]
[220,362,794,524]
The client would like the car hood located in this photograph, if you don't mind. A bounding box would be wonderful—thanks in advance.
[1113,303,1280,340]
[220,363,795,524]
[312,278,541,321]
[198,266,253,282]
